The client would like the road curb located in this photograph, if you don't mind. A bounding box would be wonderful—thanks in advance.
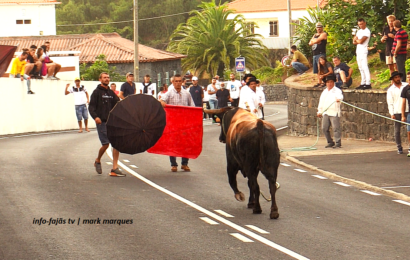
[284,154,410,203]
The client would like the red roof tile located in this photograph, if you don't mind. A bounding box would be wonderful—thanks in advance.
[228,0,326,13]
[0,33,185,63]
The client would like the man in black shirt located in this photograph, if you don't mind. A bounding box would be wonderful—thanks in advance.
[89,72,125,177]
[119,72,136,99]
[333,56,353,89]
[401,71,410,157]
[309,22,327,75]
[216,82,230,108]
[381,15,397,74]
[188,76,203,107]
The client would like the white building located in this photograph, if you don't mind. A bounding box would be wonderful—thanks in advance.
[227,0,325,49]
[0,0,60,37]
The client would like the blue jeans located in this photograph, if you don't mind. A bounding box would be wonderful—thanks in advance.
[335,78,352,89]
[209,99,218,109]
[75,104,89,121]
[96,122,110,145]
[291,62,309,74]
[313,54,325,74]
[16,74,31,91]
[170,157,189,166]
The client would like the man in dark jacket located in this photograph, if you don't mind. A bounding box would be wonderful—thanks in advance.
[188,76,203,107]
[89,72,125,177]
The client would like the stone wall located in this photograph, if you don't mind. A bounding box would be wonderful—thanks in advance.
[263,84,288,102]
[287,84,401,142]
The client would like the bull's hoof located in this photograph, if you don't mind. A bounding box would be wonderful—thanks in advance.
[247,203,255,209]
[270,212,279,219]
[253,208,262,214]
[235,192,245,202]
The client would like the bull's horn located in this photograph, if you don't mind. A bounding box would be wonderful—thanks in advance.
[204,108,223,114]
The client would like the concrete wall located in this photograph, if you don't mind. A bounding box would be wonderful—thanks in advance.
[0,78,154,136]
[263,84,289,102]
[0,4,57,37]
[287,85,400,142]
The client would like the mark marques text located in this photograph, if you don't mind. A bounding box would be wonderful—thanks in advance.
[33,217,133,226]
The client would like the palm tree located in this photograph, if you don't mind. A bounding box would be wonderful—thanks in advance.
[167,0,269,77]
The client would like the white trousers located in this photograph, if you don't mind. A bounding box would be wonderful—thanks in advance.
[357,53,370,85]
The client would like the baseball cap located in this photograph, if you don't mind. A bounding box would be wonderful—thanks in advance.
[126,72,134,77]
[316,22,323,28]
[74,77,80,81]
[192,76,198,81]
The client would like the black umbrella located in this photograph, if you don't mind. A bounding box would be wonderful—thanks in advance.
[106,94,166,155]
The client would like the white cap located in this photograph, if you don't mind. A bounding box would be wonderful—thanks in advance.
[192,76,198,81]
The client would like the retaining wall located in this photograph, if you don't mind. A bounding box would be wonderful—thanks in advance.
[263,84,288,102]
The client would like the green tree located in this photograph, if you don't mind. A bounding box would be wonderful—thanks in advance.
[80,54,125,81]
[167,0,269,77]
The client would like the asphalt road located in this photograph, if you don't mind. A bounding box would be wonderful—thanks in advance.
[1,104,410,260]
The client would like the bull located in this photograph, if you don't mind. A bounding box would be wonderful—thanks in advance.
[205,106,280,219]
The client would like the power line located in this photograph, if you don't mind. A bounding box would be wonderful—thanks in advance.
[57,10,199,27]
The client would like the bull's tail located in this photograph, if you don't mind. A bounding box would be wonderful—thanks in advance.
[257,119,265,168]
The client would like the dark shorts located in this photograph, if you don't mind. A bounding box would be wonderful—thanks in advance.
[96,122,110,145]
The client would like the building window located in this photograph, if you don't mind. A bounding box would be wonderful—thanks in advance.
[291,20,300,37]
[16,20,31,24]
[269,21,278,37]
[245,23,255,35]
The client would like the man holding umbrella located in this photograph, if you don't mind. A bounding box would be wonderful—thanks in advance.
[160,74,195,172]
[89,72,125,177]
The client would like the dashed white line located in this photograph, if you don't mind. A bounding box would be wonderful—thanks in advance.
[106,146,310,260]
[381,185,410,189]
[230,233,254,243]
[334,182,351,187]
[123,159,130,162]
[276,126,288,131]
[280,163,291,167]
[360,190,381,196]
[294,169,307,173]
[245,225,270,234]
[312,175,327,180]
[200,217,219,225]
[214,210,234,218]
[106,162,113,165]
[393,200,410,207]
[130,165,138,168]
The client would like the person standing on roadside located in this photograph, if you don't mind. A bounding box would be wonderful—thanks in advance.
[228,73,241,107]
[140,74,155,95]
[354,18,372,90]
[65,77,90,133]
[160,74,195,172]
[119,72,136,99]
[189,76,203,108]
[387,71,409,154]
[309,22,327,76]
[207,77,220,123]
[89,72,125,177]
[381,15,397,74]
[391,20,408,83]
[317,75,344,148]
[110,83,119,96]
[401,71,410,157]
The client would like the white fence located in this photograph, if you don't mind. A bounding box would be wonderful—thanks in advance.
[0,78,156,135]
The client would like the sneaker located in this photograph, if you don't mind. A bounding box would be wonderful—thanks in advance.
[362,84,372,90]
[203,118,206,121]
[109,168,126,177]
[54,76,60,80]
[356,85,365,90]
[313,83,321,88]
[334,143,342,148]
[181,165,191,172]
[341,83,349,89]
[171,166,178,172]
[94,161,102,174]
[398,149,403,154]
[49,76,58,80]
[325,143,335,148]
[27,90,35,94]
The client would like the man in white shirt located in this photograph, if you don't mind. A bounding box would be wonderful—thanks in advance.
[387,71,409,154]
[256,81,266,119]
[317,75,344,148]
[65,77,90,133]
[140,74,155,95]
[239,78,263,118]
[227,73,241,107]
[353,18,372,90]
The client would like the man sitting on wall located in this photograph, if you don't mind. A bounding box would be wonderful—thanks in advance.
[10,51,34,94]
[44,41,62,80]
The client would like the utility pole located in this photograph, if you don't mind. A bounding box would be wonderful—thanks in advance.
[134,0,139,82]
[288,0,292,55]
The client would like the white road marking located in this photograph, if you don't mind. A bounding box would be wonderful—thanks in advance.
[276,126,288,131]
[381,185,410,189]
[265,112,280,118]
[280,163,291,167]
[312,175,327,180]
[200,217,219,225]
[14,130,78,138]
[230,233,254,243]
[106,146,309,260]
[0,137,9,140]
[245,225,270,234]
[106,162,113,165]
[123,159,130,162]
[130,165,138,168]
[214,210,234,218]
[334,182,351,187]
[294,169,307,173]
[393,200,410,207]
[360,190,381,196]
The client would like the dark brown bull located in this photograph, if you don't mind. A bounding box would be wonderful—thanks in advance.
[205,107,280,219]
